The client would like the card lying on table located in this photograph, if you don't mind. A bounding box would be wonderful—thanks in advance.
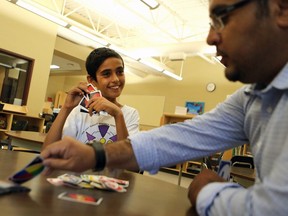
[0,180,30,195]
[58,192,103,206]
[9,155,45,184]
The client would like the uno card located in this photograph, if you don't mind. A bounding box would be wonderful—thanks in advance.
[57,173,82,185]
[0,180,31,195]
[89,90,108,116]
[58,192,103,206]
[79,84,96,113]
[47,178,65,187]
[79,96,89,113]
[87,83,96,92]
[9,155,45,184]
[89,90,102,100]
[217,160,231,181]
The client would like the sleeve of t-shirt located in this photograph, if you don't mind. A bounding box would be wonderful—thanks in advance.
[123,106,140,135]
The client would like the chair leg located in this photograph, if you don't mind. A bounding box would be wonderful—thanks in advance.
[7,138,13,151]
[178,163,183,186]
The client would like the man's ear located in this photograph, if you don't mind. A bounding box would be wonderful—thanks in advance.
[277,0,288,27]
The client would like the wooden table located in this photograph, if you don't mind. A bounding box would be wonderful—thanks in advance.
[230,166,256,181]
[4,131,46,152]
[0,151,195,216]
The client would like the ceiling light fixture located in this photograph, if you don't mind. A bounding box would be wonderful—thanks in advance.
[140,0,160,10]
[139,58,163,72]
[163,70,182,81]
[16,0,68,27]
[69,26,109,46]
[10,0,182,80]
[109,45,140,61]
[50,65,60,69]
[0,62,13,69]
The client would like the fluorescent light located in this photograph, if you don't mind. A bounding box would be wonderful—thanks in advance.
[140,0,160,9]
[109,45,140,61]
[69,26,109,46]
[50,65,60,69]
[0,63,12,68]
[163,70,183,81]
[16,0,68,27]
[139,58,163,72]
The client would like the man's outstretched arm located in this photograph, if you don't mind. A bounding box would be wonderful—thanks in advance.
[41,136,139,175]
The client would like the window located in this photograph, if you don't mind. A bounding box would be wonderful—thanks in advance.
[0,48,34,105]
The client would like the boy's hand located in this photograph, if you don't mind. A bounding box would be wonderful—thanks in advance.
[64,82,90,109]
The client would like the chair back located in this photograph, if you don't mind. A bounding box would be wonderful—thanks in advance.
[41,113,55,125]
[231,155,254,169]
[11,120,29,131]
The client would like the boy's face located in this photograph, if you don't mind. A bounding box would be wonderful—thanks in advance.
[90,57,125,101]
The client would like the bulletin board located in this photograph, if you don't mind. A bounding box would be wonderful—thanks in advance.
[119,95,165,127]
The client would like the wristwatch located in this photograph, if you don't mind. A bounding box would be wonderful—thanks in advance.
[87,141,106,171]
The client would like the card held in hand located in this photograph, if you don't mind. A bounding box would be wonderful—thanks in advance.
[9,155,45,184]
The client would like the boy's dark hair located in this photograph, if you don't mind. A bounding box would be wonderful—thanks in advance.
[86,47,124,81]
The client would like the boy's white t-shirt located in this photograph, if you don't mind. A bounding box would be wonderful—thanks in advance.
[62,105,139,144]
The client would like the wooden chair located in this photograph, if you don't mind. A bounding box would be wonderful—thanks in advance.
[0,120,39,153]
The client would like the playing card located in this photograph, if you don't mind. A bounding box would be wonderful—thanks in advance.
[217,160,231,181]
[81,174,129,192]
[0,180,31,195]
[9,155,45,184]
[58,192,103,206]
[47,178,65,187]
[78,85,108,116]
[89,90,102,100]
[87,83,96,92]
[79,96,89,113]
[89,90,108,116]
[57,173,83,185]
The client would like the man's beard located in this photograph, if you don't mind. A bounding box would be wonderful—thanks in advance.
[224,66,241,82]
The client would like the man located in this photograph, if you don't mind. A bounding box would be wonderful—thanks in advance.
[41,0,288,215]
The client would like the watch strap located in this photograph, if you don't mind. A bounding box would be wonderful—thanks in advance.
[88,141,106,171]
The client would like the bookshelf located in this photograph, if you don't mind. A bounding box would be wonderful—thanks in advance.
[0,111,44,139]
[222,144,251,161]
[159,113,201,178]
[160,113,196,125]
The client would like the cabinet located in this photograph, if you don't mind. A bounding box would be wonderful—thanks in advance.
[0,111,44,139]
[159,113,200,178]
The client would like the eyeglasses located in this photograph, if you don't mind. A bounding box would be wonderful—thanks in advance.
[210,0,254,31]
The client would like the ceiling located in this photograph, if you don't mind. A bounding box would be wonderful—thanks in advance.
[0,52,29,72]
[8,0,216,78]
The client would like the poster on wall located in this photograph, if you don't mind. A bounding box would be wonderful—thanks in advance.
[185,102,205,115]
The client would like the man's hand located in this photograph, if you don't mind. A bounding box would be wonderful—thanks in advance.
[188,168,226,207]
[41,136,96,175]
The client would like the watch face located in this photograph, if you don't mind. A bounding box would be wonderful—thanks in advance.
[207,83,216,92]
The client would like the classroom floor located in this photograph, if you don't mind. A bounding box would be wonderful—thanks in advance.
[143,171,193,188]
